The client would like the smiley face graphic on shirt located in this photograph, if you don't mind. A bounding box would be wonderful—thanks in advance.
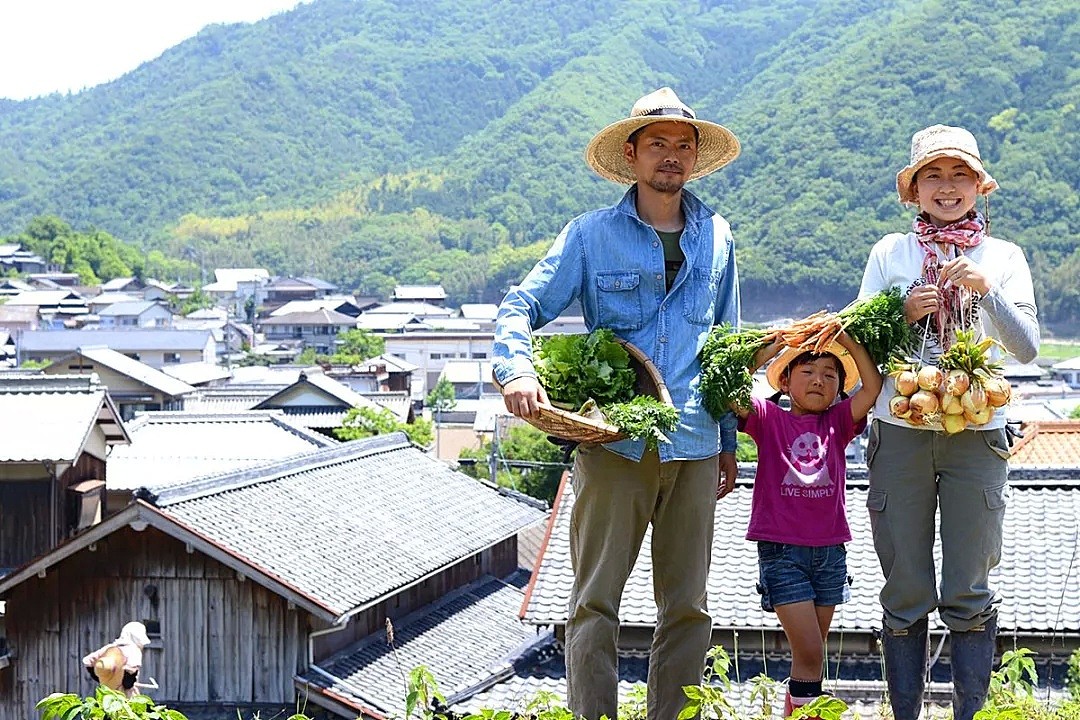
[782,431,833,488]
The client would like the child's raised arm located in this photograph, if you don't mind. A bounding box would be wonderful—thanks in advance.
[836,330,883,421]
[730,340,784,418]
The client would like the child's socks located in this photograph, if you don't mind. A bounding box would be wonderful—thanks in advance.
[784,678,823,716]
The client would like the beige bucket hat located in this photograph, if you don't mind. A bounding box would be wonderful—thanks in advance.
[585,87,741,184]
[766,341,860,394]
[896,124,998,204]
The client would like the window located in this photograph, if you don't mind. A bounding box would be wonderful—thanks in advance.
[164,353,181,364]
[471,352,488,359]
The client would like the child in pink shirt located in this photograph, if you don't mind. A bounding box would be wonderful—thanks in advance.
[735,331,881,715]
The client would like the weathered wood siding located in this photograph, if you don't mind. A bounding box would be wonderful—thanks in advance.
[0,452,107,571]
[0,526,309,720]
[0,480,51,570]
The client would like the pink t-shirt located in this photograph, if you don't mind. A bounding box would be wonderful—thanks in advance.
[739,395,865,546]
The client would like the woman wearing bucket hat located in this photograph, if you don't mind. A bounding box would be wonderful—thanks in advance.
[493,87,742,720]
[858,125,1039,720]
[82,621,152,698]
[732,332,880,716]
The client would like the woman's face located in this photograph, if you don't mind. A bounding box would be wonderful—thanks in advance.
[913,157,979,226]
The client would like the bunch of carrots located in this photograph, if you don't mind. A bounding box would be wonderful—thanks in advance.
[700,288,914,420]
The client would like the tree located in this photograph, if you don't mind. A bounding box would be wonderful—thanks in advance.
[330,329,385,366]
[296,347,319,365]
[459,424,568,503]
[336,406,433,447]
[178,286,215,315]
[426,377,457,456]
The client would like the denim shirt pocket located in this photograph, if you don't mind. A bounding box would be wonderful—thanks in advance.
[682,268,722,326]
[596,271,643,331]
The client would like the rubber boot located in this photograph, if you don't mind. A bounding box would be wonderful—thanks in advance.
[880,617,929,720]
[950,614,998,720]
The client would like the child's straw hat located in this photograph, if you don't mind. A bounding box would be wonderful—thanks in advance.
[585,87,741,184]
[896,124,998,204]
[766,341,860,394]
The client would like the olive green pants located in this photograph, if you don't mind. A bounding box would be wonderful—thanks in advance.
[866,421,1010,632]
[565,445,717,720]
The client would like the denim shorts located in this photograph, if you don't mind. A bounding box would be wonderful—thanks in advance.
[756,541,851,612]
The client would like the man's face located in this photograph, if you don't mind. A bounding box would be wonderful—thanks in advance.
[623,121,698,194]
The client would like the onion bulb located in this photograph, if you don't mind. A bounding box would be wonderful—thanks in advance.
[983,376,1011,408]
[942,413,968,435]
[961,386,988,415]
[889,395,912,419]
[917,365,945,392]
[940,392,964,415]
[964,406,993,425]
[895,370,919,396]
[944,370,971,397]
[906,411,927,427]
[909,389,939,415]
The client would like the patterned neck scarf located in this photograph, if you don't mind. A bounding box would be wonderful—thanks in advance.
[912,211,986,348]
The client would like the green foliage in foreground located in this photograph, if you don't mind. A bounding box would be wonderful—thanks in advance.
[37,686,188,720]
[35,646,1080,719]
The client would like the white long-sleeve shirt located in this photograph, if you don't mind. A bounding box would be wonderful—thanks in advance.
[859,231,1039,431]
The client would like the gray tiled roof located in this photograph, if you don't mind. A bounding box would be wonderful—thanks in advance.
[301,571,545,716]
[58,346,195,397]
[146,434,548,616]
[254,371,380,411]
[524,466,1080,634]
[181,387,281,413]
[0,374,127,461]
[19,329,212,352]
[106,412,334,490]
[97,300,162,317]
[0,387,108,462]
[259,308,356,326]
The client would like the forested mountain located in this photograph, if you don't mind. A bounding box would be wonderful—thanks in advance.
[1,0,1077,326]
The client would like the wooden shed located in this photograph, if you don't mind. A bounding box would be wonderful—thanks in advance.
[0,434,547,719]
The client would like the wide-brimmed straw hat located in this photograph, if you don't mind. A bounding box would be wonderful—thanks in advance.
[585,87,741,184]
[896,124,998,204]
[766,341,860,394]
[93,646,128,691]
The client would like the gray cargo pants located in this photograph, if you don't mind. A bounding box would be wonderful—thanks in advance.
[866,420,1010,632]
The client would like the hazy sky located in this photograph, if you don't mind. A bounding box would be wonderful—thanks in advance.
[0,0,308,100]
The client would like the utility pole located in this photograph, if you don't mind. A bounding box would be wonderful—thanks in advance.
[488,418,499,481]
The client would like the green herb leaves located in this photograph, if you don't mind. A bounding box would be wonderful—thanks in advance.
[602,396,680,450]
[532,329,636,408]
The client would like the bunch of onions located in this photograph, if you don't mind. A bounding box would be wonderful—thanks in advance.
[888,363,1011,434]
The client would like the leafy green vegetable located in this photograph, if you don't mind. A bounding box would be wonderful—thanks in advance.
[699,325,773,421]
[532,329,636,408]
[839,287,915,367]
[602,396,680,450]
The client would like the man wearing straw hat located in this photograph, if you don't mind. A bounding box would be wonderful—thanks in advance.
[493,87,742,720]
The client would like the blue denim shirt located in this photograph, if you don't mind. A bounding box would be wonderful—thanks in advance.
[492,186,740,462]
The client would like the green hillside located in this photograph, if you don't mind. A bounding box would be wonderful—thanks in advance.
[0,0,1077,327]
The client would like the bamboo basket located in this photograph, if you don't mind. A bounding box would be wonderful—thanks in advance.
[494,339,673,445]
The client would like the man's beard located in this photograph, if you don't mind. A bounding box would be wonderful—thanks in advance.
[644,168,686,194]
